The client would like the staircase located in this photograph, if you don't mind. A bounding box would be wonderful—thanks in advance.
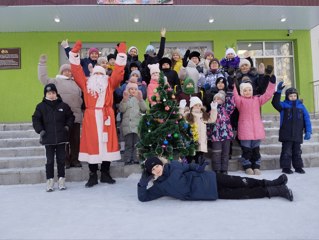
[0,114,318,185]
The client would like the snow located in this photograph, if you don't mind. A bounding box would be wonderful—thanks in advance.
[1,168,319,240]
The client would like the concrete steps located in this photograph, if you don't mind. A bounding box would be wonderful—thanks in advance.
[0,114,318,185]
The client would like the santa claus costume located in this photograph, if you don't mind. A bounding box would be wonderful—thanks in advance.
[69,41,127,187]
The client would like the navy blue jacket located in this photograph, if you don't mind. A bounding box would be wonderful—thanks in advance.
[32,98,75,145]
[138,161,218,202]
[64,47,97,77]
[272,92,312,143]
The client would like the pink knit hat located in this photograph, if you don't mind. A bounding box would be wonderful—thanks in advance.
[89,48,99,56]
[125,81,138,91]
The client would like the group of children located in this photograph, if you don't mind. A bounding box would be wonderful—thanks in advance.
[32,29,312,192]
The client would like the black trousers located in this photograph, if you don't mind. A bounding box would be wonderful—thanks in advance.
[280,141,303,169]
[45,144,66,179]
[216,173,267,199]
[65,123,81,164]
[89,161,111,173]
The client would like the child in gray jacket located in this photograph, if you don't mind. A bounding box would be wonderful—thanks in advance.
[119,79,147,165]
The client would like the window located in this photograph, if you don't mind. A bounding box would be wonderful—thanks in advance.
[237,41,295,89]
[150,41,213,58]
[59,42,118,66]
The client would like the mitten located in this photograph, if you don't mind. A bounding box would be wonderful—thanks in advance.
[160,27,166,37]
[138,170,153,187]
[115,43,127,66]
[39,130,46,144]
[123,91,129,101]
[183,50,190,68]
[88,63,93,75]
[196,161,209,173]
[137,90,143,101]
[304,132,311,140]
[227,67,235,76]
[39,54,47,64]
[116,42,126,54]
[265,65,274,75]
[258,63,265,75]
[71,40,82,54]
[64,126,69,132]
[179,99,187,108]
[60,39,69,48]
[210,101,218,110]
[269,75,276,84]
[203,83,211,90]
[276,81,285,93]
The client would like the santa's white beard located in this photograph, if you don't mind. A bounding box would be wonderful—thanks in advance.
[87,74,108,97]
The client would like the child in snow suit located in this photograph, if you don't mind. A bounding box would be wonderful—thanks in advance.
[137,157,293,202]
[271,82,312,174]
[119,81,147,165]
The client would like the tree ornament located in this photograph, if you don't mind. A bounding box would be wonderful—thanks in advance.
[173,133,179,138]
[153,89,158,93]
[172,95,176,99]
[165,106,170,111]
[163,140,168,145]
[163,98,166,102]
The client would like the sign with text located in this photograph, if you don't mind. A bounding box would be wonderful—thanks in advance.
[97,0,173,4]
[0,48,21,70]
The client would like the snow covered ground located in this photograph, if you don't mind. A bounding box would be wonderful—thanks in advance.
[1,168,319,240]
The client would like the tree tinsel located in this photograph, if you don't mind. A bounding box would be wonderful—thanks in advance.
[137,72,198,162]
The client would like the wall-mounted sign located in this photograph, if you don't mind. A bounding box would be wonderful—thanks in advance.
[97,0,173,4]
[0,48,21,70]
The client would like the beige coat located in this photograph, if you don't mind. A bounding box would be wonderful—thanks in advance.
[38,62,83,123]
[180,108,217,153]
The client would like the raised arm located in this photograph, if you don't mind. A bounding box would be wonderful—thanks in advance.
[38,54,56,86]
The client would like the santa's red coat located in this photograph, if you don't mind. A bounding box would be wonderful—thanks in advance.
[71,64,124,163]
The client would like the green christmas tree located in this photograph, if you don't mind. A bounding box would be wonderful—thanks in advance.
[136,72,198,161]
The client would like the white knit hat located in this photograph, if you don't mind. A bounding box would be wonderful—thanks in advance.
[240,82,253,96]
[225,48,237,57]
[148,63,160,75]
[128,46,138,55]
[190,96,203,108]
[239,59,251,68]
[213,90,226,103]
[92,66,106,75]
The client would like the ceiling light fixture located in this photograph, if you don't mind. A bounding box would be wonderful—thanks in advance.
[280,17,287,22]
[54,17,60,23]
[133,17,139,23]
[208,18,214,23]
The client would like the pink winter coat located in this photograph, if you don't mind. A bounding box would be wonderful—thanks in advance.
[233,82,275,140]
[147,79,159,106]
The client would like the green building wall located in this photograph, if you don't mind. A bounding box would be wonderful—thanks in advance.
[0,30,314,122]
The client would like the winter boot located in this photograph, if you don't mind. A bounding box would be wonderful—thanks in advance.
[282,168,293,174]
[264,174,288,187]
[253,169,261,175]
[295,168,305,174]
[85,172,98,188]
[100,171,116,184]
[267,185,293,201]
[46,178,54,192]
[245,168,254,175]
[58,177,67,190]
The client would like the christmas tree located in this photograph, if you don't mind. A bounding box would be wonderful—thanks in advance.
[137,72,198,161]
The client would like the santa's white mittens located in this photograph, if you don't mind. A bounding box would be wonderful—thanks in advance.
[68,51,80,65]
[115,53,127,66]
